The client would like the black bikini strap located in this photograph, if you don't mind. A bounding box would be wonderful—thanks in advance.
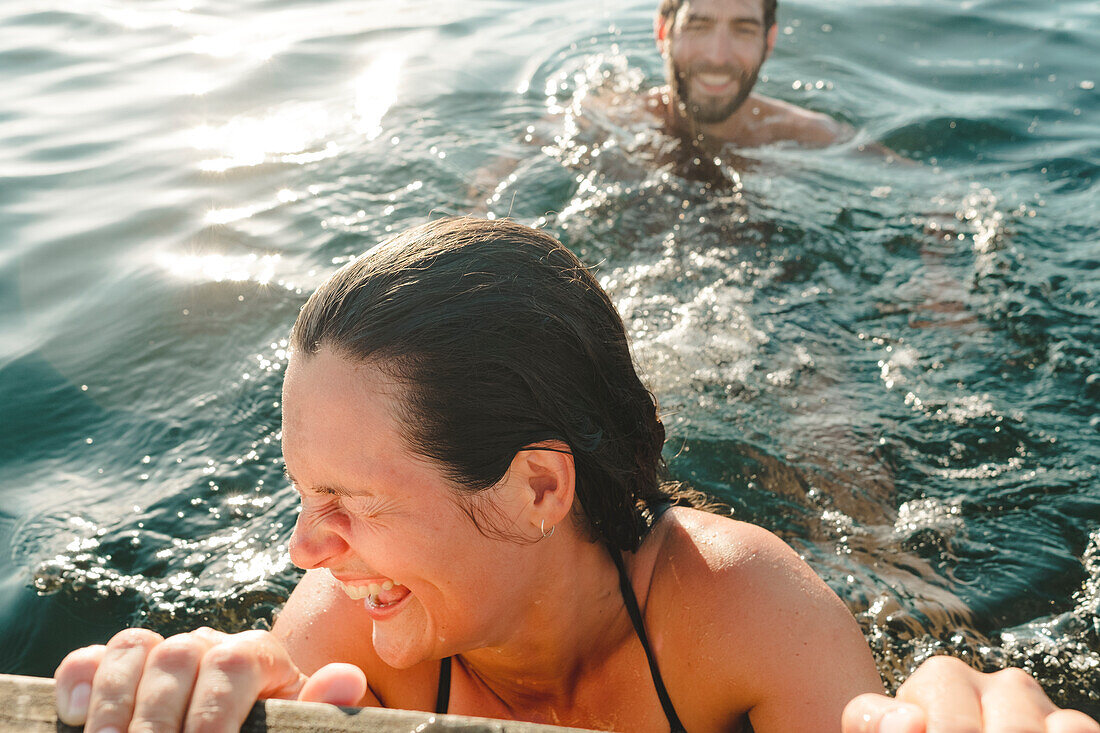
[609,546,687,733]
[435,655,452,714]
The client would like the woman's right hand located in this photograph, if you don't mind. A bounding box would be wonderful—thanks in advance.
[843,656,1099,733]
[54,627,370,732]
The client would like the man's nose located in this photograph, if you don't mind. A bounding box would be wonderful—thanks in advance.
[701,27,736,66]
[288,510,347,570]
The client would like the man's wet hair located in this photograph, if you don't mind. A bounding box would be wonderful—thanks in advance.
[658,0,778,31]
[292,217,707,552]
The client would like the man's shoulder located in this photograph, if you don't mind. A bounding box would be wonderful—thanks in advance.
[581,84,669,130]
[747,94,852,147]
[644,86,671,116]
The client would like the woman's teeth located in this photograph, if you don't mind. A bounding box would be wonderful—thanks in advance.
[341,580,398,601]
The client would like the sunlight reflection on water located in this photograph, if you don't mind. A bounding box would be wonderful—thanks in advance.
[2,0,1098,711]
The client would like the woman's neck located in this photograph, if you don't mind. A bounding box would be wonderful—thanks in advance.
[456,536,639,706]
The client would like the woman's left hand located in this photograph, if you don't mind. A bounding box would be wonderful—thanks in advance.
[842,655,1099,733]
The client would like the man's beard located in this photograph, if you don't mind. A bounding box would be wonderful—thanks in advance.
[671,58,763,126]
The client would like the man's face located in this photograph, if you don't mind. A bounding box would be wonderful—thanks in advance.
[664,0,773,125]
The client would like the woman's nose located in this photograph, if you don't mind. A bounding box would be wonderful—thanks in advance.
[287,510,348,570]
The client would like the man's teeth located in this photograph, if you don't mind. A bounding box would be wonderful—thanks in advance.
[342,580,399,600]
[698,73,732,85]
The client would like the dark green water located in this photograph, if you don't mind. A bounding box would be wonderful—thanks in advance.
[1,0,1098,715]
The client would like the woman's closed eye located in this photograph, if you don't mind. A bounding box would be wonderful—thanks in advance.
[338,492,389,519]
[284,470,390,520]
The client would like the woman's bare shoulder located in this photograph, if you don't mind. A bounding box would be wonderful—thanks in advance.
[643,509,883,729]
[649,507,800,580]
[274,569,368,670]
[273,569,439,709]
[649,508,862,641]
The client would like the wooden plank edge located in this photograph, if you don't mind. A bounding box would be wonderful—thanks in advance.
[0,673,600,732]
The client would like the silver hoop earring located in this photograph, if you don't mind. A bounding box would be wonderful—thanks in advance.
[540,519,555,539]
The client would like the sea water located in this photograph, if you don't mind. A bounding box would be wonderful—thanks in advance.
[1,0,1097,714]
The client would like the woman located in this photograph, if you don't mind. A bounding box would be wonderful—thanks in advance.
[55,218,1096,732]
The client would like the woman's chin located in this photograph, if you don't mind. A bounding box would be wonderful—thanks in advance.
[371,615,435,669]
[372,633,426,669]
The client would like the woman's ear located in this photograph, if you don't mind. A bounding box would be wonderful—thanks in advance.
[505,440,576,536]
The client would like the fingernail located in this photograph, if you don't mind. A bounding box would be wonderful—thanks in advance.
[97,728,121,733]
[878,708,920,733]
[59,682,90,723]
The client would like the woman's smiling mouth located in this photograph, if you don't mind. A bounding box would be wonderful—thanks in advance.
[335,576,413,614]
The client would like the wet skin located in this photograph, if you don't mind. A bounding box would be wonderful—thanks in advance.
[51,348,1100,731]
[655,0,848,148]
[666,0,770,125]
[281,349,549,672]
[277,348,885,731]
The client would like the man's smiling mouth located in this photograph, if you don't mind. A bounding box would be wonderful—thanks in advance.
[694,72,736,93]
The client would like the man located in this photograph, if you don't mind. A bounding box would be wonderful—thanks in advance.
[651,0,849,149]
[470,0,859,207]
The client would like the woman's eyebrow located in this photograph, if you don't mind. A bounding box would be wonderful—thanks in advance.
[282,467,366,496]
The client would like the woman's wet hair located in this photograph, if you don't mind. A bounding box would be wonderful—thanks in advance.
[291,217,704,552]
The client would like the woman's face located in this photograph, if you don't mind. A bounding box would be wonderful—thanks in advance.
[281,347,534,669]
